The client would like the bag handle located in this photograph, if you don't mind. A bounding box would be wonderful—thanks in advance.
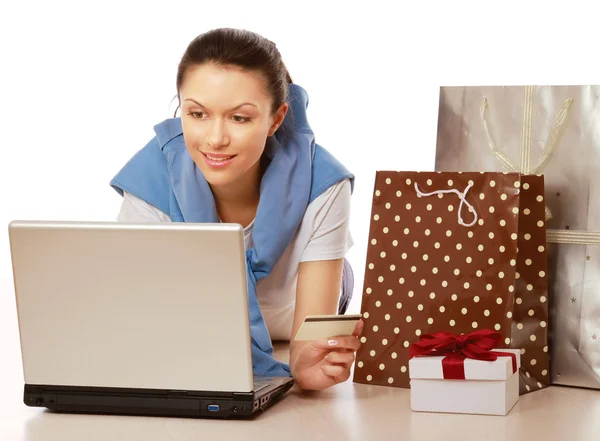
[414,182,478,228]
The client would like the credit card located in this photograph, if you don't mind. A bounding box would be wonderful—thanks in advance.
[293,314,362,341]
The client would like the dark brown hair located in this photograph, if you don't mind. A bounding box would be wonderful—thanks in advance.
[175,28,292,117]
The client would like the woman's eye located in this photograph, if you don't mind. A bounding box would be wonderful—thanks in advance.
[189,112,205,119]
[232,115,250,123]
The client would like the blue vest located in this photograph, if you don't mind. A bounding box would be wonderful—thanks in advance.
[110,84,354,376]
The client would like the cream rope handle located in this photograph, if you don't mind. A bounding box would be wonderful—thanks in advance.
[414,182,478,227]
[479,98,519,173]
[479,86,573,175]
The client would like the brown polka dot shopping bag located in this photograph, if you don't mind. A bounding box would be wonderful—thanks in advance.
[353,171,549,395]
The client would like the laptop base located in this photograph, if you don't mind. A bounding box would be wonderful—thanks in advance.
[24,380,294,419]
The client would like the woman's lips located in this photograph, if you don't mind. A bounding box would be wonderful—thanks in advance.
[202,152,237,168]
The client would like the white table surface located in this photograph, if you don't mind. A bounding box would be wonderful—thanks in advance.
[2,278,600,441]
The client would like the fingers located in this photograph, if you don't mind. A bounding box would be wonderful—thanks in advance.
[352,319,365,337]
[325,351,355,367]
[321,364,351,382]
[311,335,361,352]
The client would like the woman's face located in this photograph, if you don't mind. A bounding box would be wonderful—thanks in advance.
[179,62,287,191]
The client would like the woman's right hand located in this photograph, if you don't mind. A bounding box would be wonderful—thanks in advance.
[289,319,364,391]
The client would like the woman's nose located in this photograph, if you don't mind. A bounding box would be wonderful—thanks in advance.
[205,120,229,148]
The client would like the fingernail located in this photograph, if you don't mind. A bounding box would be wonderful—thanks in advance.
[328,339,338,346]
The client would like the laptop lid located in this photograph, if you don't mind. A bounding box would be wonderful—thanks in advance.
[9,220,255,394]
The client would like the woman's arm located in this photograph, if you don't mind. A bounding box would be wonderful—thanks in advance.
[287,179,363,389]
[288,258,362,389]
[294,259,344,327]
[289,258,344,364]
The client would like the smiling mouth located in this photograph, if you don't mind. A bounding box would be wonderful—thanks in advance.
[201,152,237,168]
[203,153,236,161]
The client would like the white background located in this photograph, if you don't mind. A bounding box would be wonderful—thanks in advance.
[2,0,599,318]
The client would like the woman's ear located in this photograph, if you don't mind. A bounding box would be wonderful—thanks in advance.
[268,103,289,136]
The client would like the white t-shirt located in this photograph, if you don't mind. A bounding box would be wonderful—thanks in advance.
[116,178,354,341]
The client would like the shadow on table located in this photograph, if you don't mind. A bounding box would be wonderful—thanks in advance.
[22,385,365,441]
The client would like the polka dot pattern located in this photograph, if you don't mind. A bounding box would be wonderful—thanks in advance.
[354,172,521,389]
[508,175,550,394]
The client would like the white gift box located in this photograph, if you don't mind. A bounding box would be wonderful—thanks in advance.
[408,349,521,416]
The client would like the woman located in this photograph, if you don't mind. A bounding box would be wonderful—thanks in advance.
[110,28,363,391]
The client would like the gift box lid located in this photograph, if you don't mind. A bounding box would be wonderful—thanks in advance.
[408,349,521,381]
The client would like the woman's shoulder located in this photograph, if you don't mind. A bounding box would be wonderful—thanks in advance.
[112,118,184,183]
[117,191,172,223]
[310,145,354,203]
[110,119,185,216]
[297,177,353,262]
[153,118,185,151]
[313,177,352,202]
[304,177,352,222]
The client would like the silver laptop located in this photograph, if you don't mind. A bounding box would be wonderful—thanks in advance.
[8,220,294,419]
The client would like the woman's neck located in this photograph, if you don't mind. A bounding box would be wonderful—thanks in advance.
[211,162,262,228]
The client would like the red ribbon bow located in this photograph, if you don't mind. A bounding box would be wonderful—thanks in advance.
[409,330,517,380]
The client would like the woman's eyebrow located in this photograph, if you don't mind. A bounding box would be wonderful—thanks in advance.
[183,98,258,111]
